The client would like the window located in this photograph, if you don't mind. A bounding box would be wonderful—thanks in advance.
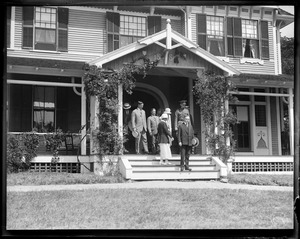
[197,14,225,56]
[255,105,267,126]
[241,19,259,58]
[227,17,269,59]
[22,6,68,51]
[120,15,146,48]
[8,84,81,133]
[107,12,161,52]
[33,86,56,132]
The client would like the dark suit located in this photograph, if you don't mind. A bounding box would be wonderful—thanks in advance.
[157,121,172,144]
[177,122,194,170]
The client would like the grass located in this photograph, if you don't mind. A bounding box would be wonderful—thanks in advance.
[6,171,293,186]
[6,171,126,186]
[6,188,293,229]
[228,173,293,187]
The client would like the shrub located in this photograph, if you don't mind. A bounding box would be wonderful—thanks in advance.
[7,132,40,173]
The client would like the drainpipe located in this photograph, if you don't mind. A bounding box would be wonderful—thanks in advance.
[179,6,192,40]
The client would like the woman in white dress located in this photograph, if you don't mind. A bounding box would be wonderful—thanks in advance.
[157,113,173,165]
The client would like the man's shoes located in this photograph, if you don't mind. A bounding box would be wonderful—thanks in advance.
[185,167,192,171]
[180,166,184,171]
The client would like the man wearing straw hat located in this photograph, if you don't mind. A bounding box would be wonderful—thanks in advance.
[131,101,149,154]
[123,102,132,153]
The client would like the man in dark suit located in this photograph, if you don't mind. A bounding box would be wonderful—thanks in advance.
[177,115,194,171]
[131,101,149,154]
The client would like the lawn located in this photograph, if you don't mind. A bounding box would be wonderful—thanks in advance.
[6,187,293,229]
[6,171,294,186]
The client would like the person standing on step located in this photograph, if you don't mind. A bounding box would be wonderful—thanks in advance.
[123,102,133,154]
[147,108,160,155]
[177,115,194,171]
[131,101,149,154]
[163,107,173,147]
[174,100,193,135]
[157,113,174,165]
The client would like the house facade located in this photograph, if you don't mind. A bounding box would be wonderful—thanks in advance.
[6,5,294,163]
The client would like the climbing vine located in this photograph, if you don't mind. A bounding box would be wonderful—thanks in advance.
[83,56,159,157]
[193,71,238,163]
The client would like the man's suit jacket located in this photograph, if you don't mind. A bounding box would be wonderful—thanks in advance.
[157,121,172,144]
[178,122,194,146]
[147,115,160,135]
[131,108,147,133]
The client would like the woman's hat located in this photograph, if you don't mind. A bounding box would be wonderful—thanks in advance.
[164,108,171,114]
[132,130,139,138]
[192,137,199,147]
[161,113,168,119]
[179,100,187,104]
[123,103,131,110]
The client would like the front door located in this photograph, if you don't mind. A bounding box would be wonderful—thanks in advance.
[231,105,251,152]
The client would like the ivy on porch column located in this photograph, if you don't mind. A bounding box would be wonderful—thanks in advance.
[90,95,99,155]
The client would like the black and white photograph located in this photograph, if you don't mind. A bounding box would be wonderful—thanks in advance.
[2,0,298,238]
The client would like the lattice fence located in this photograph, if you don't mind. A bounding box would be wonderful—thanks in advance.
[30,162,81,173]
[232,162,293,172]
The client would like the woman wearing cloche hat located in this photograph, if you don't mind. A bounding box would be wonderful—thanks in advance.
[157,113,174,165]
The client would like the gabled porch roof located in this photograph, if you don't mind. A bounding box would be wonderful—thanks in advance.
[88,20,240,76]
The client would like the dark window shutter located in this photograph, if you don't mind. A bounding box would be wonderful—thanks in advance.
[261,20,269,59]
[233,18,242,37]
[22,6,34,48]
[227,37,233,55]
[198,35,206,50]
[234,38,243,57]
[227,17,233,36]
[107,12,120,52]
[7,6,11,48]
[148,16,161,35]
[58,7,68,52]
[197,14,206,34]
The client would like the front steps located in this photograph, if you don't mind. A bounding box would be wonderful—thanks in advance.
[119,155,227,180]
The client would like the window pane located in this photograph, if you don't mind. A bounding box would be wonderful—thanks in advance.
[243,39,259,58]
[242,19,257,39]
[120,14,146,37]
[35,29,56,44]
[255,105,266,126]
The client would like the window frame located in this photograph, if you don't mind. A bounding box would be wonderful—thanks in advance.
[22,6,68,52]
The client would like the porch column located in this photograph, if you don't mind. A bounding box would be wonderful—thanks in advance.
[81,78,86,155]
[118,84,123,146]
[266,89,273,155]
[188,78,194,119]
[275,89,282,155]
[288,87,294,155]
[90,96,99,155]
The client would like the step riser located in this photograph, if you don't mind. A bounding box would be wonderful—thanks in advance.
[123,156,212,161]
[132,166,216,171]
[129,161,213,166]
[130,172,220,180]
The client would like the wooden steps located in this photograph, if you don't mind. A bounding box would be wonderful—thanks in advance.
[119,155,223,180]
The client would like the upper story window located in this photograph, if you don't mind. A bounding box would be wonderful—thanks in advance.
[241,19,259,58]
[198,13,269,60]
[197,14,225,56]
[22,6,68,52]
[119,15,146,48]
[107,11,161,52]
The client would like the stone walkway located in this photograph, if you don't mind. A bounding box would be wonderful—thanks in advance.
[7,180,293,192]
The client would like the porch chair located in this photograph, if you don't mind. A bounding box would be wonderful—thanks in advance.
[64,134,76,155]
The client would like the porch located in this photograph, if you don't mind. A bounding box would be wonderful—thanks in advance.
[29,154,294,180]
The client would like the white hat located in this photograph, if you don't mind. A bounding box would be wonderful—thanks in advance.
[164,108,171,114]
[161,113,168,119]
[192,137,199,147]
